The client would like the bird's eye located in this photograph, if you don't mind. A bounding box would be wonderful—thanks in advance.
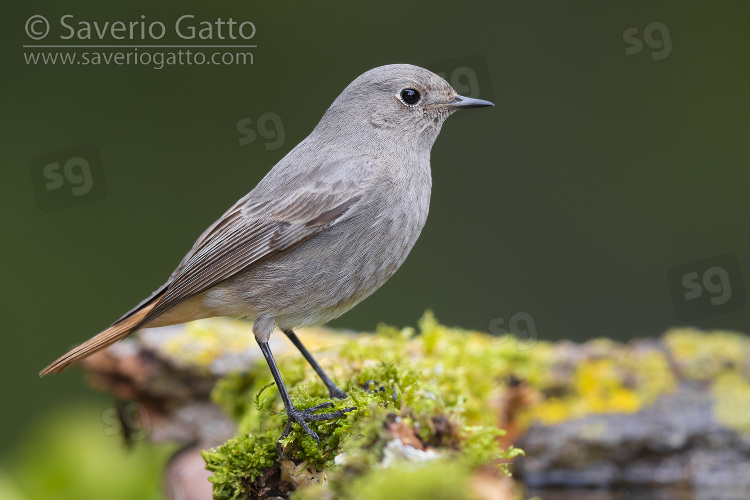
[399,88,421,106]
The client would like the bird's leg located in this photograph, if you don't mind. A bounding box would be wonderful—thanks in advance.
[283,328,348,400]
[257,341,354,458]
[253,320,353,458]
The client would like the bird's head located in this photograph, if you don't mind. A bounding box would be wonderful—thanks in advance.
[319,64,493,151]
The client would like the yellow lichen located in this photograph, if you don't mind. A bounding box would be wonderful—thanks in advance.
[712,372,750,434]
[161,318,258,371]
[527,340,676,425]
[664,328,750,380]
[190,314,746,499]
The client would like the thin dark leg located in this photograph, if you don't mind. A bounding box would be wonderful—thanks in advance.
[257,341,354,458]
[258,341,295,410]
[283,329,348,399]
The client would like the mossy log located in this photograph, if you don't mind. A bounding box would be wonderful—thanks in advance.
[80,313,750,499]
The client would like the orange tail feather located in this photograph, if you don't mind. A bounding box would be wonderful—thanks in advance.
[39,300,158,377]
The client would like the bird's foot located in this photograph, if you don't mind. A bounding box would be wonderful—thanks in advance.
[328,386,349,400]
[277,402,355,458]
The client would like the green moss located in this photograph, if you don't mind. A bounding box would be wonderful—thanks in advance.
[462,426,524,468]
[202,430,279,500]
[202,313,747,498]
[203,312,524,499]
[212,371,261,422]
[328,459,475,500]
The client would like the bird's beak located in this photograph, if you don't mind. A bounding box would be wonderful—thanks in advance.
[443,94,494,109]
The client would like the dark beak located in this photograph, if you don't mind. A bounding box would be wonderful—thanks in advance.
[444,94,494,109]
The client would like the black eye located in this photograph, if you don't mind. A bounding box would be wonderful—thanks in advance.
[400,88,421,106]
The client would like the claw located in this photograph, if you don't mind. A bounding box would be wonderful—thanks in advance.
[276,403,356,459]
[306,402,334,412]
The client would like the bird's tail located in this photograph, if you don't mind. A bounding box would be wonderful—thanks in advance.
[39,299,158,377]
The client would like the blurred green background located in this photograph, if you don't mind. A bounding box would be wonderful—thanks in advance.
[2,1,749,498]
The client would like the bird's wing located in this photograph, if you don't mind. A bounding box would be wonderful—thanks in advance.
[132,155,373,326]
[111,195,250,325]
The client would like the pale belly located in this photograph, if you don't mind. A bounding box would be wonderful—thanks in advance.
[147,171,431,331]
[198,208,423,330]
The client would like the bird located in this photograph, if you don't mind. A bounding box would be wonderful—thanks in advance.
[40,64,494,456]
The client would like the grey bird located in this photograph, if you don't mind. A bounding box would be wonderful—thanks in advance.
[40,64,493,456]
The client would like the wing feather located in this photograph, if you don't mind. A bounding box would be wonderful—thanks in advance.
[133,156,372,326]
